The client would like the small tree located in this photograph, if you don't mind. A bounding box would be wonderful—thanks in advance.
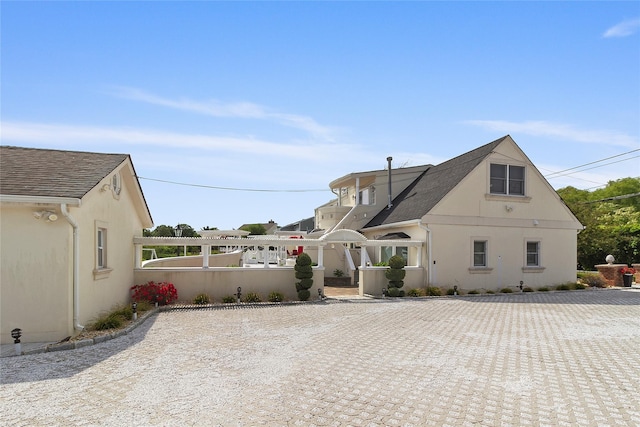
[294,252,313,301]
[385,255,406,297]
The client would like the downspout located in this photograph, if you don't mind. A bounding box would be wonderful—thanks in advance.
[418,221,432,287]
[386,157,393,209]
[61,203,84,331]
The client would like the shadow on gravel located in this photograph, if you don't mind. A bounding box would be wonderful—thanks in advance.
[0,314,158,385]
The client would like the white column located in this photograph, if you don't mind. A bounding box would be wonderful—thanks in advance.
[134,244,142,268]
[360,247,366,268]
[317,245,324,267]
[263,246,269,268]
[202,245,210,268]
[355,177,360,205]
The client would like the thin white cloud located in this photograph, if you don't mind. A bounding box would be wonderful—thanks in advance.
[603,18,640,38]
[0,120,356,162]
[109,86,336,140]
[464,120,639,148]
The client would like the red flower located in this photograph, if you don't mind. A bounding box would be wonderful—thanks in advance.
[131,281,178,305]
[620,266,636,275]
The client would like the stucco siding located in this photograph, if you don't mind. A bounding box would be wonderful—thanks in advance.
[1,206,72,343]
[75,169,146,328]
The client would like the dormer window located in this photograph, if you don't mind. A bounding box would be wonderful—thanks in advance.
[490,164,525,196]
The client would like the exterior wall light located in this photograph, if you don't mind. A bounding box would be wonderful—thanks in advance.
[11,328,22,356]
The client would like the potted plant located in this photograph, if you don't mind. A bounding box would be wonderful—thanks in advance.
[620,266,636,287]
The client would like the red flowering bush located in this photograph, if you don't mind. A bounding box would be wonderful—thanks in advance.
[620,266,636,275]
[131,281,178,305]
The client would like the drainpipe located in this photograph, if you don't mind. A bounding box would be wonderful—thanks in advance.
[418,221,432,287]
[61,203,84,331]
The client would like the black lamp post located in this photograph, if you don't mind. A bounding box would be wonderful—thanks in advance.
[11,328,22,356]
[236,286,242,303]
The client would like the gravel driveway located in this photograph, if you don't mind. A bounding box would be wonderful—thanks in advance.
[1,289,639,426]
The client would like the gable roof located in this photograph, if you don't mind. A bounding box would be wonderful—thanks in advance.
[0,146,129,198]
[364,136,509,228]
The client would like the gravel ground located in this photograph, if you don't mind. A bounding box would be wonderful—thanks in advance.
[1,289,639,426]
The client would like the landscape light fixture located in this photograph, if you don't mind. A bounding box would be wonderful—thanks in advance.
[11,328,22,356]
[453,285,458,296]
[236,286,242,303]
[519,281,524,292]
[382,288,387,298]
[132,302,138,321]
[318,288,323,300]
[174,224,182,256]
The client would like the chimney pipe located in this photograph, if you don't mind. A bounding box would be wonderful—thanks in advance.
[386,156,393,209]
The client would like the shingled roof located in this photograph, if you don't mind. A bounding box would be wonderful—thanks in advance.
[364,136,509,228]
[0,146,129,198]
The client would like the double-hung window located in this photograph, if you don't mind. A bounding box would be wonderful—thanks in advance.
[473,240,487,267]
[526,241,540,267]
[97,227,107,269]
[490,164,525,196]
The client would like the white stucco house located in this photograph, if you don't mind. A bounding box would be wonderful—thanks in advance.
[315,135,584,292]
[0,146,153,344]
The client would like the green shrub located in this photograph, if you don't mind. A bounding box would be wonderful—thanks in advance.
[333,269,344,278]
[579,273,606,288]
[388,255,406,270]
[467,289,480,295]
[222,295,236,303]
[243,292,262,303]
[500,288,513,293]
[426,287,442,296]
[556,283,571,291]
[295,253,314,301]
[537,286,550,292]
[486,290,495,294]
[193,293,211,305]
[374,261,388,266]
[91,312,124,331]
[112,305,133,321]
[297,289,311,301]
[574,283,587,290]
[523,287,534,292]
[407,288,425,297]
[387,287,400,297]
[268,291,284,302]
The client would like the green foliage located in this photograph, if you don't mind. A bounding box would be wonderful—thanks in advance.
[426,287,442,296]
[333,269,344,278]
[111,305,133,321]
[388,255,406,269]
[239,223,267,235]
[537,286,550,292]
[555,283,572,291]
[294,253,313,301]
[500,288,513,293]
[387,287,400,297]
[297,289,311,301]
[193,293,211,305]
[557,178,640,268]
[578,273,606,288]
[574,283,587,290]
[374,261,388,266]
[523,287,534,292]
[385,269,406,282]
[222,295,236,303]
[407,288,425,297]
[268,291,284,302]
[91,313,124,331]
[467,289,480,294]
[243,292,262,303]
[486,290,495,294]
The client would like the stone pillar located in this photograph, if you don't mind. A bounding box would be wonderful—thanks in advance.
[594,264,627,287]
[633,264,640,284]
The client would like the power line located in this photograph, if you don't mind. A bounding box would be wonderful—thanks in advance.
[544,149,640,178]
[582,192,640,204]
[136,176,329,193]
[545,155,640,180]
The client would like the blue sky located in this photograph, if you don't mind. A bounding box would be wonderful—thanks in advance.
[2,2,639,231]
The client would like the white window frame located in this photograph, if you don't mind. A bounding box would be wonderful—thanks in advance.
[490,163,525,196]
[526,240,539,267]
[473,240,487,267]
[94,220,112,278]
